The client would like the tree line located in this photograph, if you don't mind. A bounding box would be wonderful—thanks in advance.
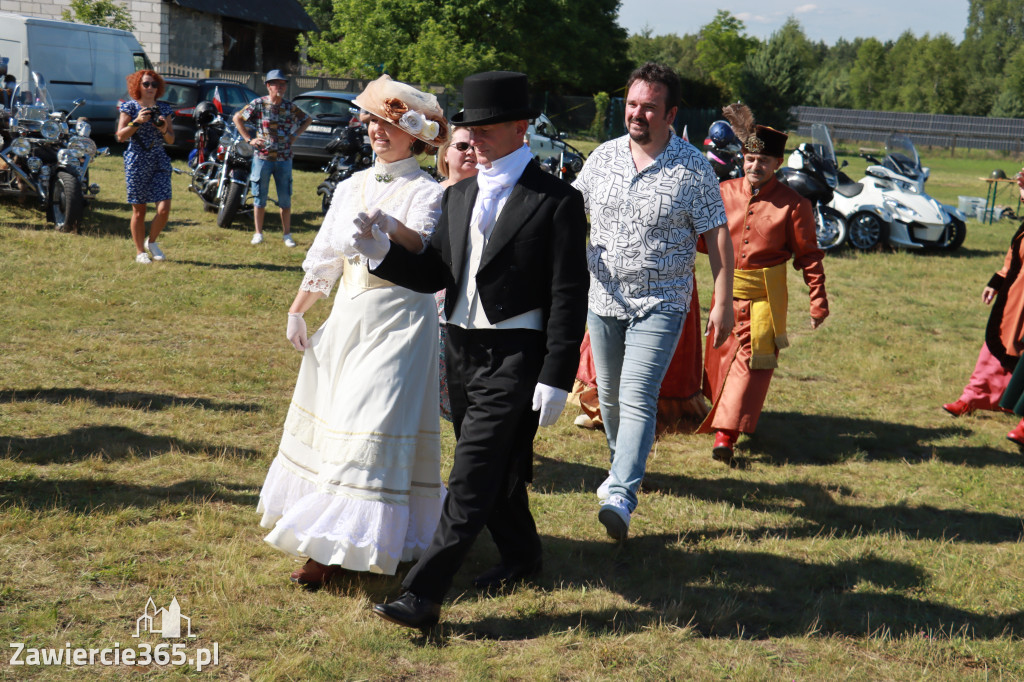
[296,0,1024,130]
[62,0,1024,129]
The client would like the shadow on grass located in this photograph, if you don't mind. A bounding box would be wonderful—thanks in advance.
[435,539,1024,641]
[0,475,257,511]
[2,387,260,412]
[748,411,1021,467]
[534,456,1024,544]
[175,258,300,273]
[641,475,1024,544]
[1,425,262,464]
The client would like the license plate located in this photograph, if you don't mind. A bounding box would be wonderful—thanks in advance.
[307,125,333,134]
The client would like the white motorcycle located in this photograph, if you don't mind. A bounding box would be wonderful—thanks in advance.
[829,133,966,251]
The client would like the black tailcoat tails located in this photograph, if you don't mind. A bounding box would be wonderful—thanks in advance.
[372,159,589,602]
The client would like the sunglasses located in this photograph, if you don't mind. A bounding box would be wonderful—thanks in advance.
[141,81,158,88]
[452,142,473,152]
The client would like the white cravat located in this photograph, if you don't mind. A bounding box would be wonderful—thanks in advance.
[448,144,542,330]
[470,144,534,236]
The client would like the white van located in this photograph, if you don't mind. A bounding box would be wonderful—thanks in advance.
[0,13,152,135]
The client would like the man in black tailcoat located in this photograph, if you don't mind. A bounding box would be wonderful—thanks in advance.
[350,71,589,629]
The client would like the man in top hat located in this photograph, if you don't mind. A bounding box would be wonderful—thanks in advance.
[571,62,735,541]
[233,69,311,248]
[351,71,589,629]
[697,108,828,463]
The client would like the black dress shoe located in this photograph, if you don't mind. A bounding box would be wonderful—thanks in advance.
[372,592,441,630]
[472,557,542,590]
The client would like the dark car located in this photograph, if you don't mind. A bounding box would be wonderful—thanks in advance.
[161,77,260,152]
[291,90,360,164]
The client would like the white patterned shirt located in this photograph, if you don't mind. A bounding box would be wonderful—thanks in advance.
[573,132,726,319]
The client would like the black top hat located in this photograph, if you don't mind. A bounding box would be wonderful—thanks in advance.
[742,125,788,157]
[451,71,541,126]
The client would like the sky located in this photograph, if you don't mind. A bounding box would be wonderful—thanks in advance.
[615,0,970,45]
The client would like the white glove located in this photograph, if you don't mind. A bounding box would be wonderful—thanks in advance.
[532,382,568,427]
[353,208,399,237]
[286,312,309,351]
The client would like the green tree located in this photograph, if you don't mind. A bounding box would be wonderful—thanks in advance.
[303,0,628,94]
[298,0,333,31]
[60,0,135,31]
[736,21,809,130]
[991,43,1024,117]
[848,38,888,109]
[896,34,965,114]
[961,0,1024,114]
[627,28,700,79]
[695,10,757,100]
[806,38,862,109]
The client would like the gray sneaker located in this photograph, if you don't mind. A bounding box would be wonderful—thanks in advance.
[598,494,630,541]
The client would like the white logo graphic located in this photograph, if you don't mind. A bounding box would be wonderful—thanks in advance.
[134,598,195,639]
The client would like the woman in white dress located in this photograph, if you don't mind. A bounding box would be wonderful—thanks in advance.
[257,75,450,586]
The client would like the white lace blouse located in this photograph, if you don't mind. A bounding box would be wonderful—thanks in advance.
[300,156,444,295]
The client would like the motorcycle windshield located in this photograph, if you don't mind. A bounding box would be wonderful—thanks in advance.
[885,133,921,179]
[810,123,838,188]
[12,72,55,121]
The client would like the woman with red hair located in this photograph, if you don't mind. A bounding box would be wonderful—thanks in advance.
[116,70,174,264]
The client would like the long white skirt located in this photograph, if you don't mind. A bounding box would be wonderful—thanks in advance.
[257,282,444,575]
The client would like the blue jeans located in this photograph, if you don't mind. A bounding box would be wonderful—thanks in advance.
[249,157,292,208]
[588,308,684,512]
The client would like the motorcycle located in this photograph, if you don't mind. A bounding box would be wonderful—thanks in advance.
[703,119,744,182]
[187,102,225,212]
[317,111,371,214]
[830,132,967,251]
[187,110,255,228]
[0,71,105,232]
[776,122,848,251]
[533,118,584,183]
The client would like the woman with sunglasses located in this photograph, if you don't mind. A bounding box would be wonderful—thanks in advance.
[432,128,479,420]
[116,70,174,264]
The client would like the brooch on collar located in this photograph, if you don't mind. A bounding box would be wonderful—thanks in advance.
[375,173,394,183]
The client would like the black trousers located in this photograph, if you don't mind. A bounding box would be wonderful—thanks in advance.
[403,325,545,603]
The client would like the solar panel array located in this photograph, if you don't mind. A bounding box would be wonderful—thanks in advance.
[793,106,1024,152]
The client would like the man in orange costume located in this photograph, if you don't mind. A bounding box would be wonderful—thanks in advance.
[699,120,828,463]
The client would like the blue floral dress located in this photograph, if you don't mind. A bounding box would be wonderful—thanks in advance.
[119,99,173,204]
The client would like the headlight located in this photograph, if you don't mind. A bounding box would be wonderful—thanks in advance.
[41,120,60,140]
[75,120,91,137]
[219,132,233,147]
[68,136,97,157]
[884,198,918,218]
[10,136,31,156]
[235,140,253,159]
[26,157,42,172]
[58,148,72,165]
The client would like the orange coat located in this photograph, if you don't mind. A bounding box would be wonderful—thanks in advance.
[699,176,829,434]
[988,222,1024,366]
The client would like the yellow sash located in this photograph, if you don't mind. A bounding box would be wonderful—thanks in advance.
[342,257,393,297]
[733,264,789,369]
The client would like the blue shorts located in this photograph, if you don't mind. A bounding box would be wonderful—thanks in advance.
[249,157,292,209]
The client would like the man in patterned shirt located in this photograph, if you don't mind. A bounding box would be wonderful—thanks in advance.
[573,62,734,541]
[233,69,311,248]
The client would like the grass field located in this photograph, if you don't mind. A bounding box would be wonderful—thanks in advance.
[2,141,1024,680]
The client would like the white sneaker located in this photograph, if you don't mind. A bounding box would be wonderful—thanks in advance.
[598,494,631,541]
[145,239,165,261]
[251,232,264,245]
[596,472,613,501]
[283,234,296,248]
[135,252,151,264]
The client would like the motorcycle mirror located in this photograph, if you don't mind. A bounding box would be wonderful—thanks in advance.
[840,159,848,168]
[73,98,85,107]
